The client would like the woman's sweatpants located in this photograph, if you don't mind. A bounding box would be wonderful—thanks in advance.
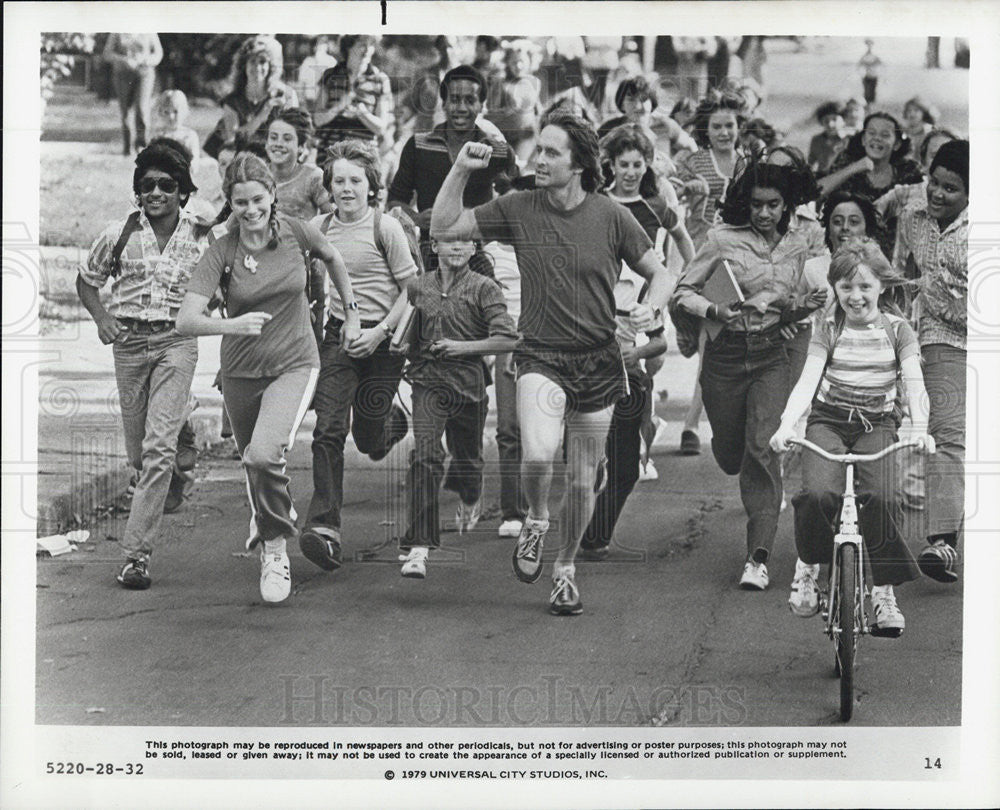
[223,366,318,545]
[402,383,487,550]
[699,329,790,562]
[792,401,919,586]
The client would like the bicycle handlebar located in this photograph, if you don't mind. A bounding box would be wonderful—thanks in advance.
[789,437,922,464]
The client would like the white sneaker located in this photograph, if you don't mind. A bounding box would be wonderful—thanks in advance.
[739,559,769,591]
[400,546,428,579]
[870,585,905,638]
[638,459,659,482]
[549,566,583,616]
[498,519,523,538]
[259,550,291,603]
[788,559,820,617]
[456,500,482,534]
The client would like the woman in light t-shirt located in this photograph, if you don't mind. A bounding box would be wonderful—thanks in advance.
[177,154,360,604]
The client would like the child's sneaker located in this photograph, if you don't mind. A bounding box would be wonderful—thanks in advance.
[299,527,343,571]
[497,518,523,538]
[870,585,905,637]
[739,559,769,591]
[399,546,428,579]
[917,539,959,583]
[116,558,151,590]
[259,550,291,603]
[638,459,659,482]
[788,559,820,617]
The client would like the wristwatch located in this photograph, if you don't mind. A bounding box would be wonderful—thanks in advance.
[346,300,359,311]
[652,306,663,321]
[380,321,392,335]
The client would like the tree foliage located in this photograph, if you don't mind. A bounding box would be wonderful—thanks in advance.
[40,33,95,102]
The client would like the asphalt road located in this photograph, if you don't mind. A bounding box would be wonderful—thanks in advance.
[36,417,963,729]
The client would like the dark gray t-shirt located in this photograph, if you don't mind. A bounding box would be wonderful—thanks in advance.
[188,216,324,377]
[474,190,652,348]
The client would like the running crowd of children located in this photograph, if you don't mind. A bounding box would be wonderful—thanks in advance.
[79,35,968,634]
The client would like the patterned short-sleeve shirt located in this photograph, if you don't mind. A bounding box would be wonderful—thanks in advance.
[80,207,207,321]
[892,198,968,349]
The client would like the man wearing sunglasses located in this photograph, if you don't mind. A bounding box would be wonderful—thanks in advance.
[77,140,208,591]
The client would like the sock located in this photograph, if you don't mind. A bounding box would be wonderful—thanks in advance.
[553,562,575,580]
[751,549,769,565]
[263,537,286,556]
[927,532,958,550]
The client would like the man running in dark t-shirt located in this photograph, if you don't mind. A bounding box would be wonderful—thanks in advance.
[431,111,673,616]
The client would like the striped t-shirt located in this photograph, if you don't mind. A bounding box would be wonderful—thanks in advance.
[808,312,919,414]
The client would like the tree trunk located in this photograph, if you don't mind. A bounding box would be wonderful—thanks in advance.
[925,37,940,69]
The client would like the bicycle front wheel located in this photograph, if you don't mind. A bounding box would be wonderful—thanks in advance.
[837,543,858,721]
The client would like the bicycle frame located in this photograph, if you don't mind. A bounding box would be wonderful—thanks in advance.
[789,437,920,720]
[824,459,869,641]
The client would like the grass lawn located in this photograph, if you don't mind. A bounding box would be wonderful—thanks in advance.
[40,84,223,247]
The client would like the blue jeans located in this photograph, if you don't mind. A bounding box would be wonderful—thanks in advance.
[113,328,198,559]
[922,343,966,540]
[792,402,919,586]
[700,330,789,560]
[403,384,487,549]
[306,322,405,531]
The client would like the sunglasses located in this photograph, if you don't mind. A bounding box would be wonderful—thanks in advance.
[138,177,180,194]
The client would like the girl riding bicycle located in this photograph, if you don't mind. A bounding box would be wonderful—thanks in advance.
[770,237,934,637]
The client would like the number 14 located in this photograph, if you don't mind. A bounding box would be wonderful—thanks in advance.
[924,757,942,769]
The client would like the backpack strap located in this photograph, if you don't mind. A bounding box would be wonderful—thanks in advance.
[108,211,143,278]
[372,207,388,263]
[824,313,905,363]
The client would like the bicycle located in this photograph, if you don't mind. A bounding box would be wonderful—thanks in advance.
[789,436,921,722]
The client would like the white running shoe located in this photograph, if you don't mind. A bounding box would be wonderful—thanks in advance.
[788,559,820,617]
[549,566,583,616]
[513,517,549,583]
[259,550,291,603]
[400,546,429,579]
[870,585,905,637]
[498,519,523,538]
[739,559,769,591]
[638,459,659,482]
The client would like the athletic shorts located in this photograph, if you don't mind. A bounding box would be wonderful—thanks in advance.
[514,340,628,414]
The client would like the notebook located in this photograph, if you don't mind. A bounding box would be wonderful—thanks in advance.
[390,301,418,354]
[700,259,744,340]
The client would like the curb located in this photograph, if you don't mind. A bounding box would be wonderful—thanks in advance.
[36,409,223,537]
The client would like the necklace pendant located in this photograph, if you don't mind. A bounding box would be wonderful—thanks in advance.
[244,253,258,273]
